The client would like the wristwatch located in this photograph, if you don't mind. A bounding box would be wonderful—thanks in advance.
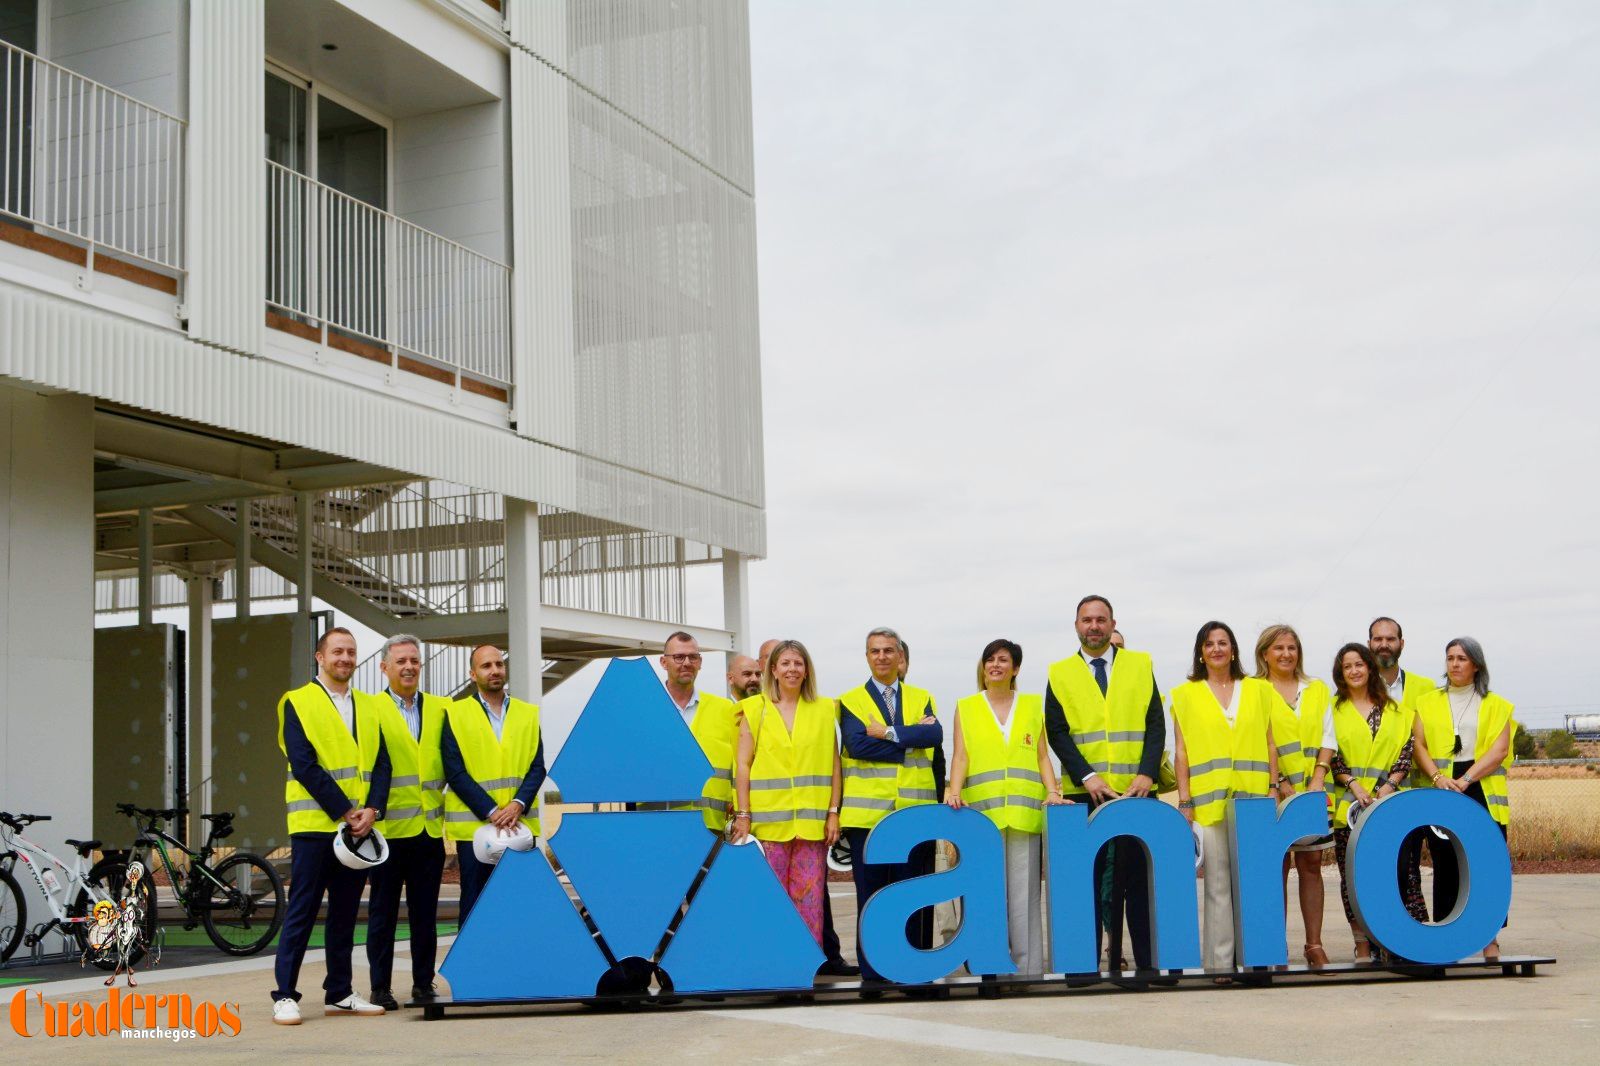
[827,806,839,815]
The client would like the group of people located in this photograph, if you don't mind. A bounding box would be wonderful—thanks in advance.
[267,595,1517,1023]
[710,597,1516,990]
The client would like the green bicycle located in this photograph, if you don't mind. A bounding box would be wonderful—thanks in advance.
[108,804,286,956]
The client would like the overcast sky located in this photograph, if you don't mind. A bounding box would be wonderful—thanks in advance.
[692,0,1598,734]
[527,2,1600,760]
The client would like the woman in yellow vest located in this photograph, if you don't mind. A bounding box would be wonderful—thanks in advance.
[1327,642,1426,962]
[1171,621,1279,980]
[1253,623,1336,969]
[1411,636,1515,961]
[946,638,1069,975]
[730,639,841,946]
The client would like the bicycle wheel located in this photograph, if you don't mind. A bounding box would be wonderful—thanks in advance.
[0,869,25,963]
[80,858,156,971]
[201,853,284,956]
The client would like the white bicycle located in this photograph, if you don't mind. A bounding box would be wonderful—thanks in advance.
[0,811,123,968]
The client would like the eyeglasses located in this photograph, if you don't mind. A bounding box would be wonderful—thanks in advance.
[665,653,702,664]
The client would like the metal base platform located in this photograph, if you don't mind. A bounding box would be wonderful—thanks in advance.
[407,954,1555,1019]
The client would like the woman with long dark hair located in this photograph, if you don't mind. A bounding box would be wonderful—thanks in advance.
[1411,637,1516,960]
[1328,642,1426,961]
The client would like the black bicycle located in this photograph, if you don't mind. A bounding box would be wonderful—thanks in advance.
[109,804,285,957]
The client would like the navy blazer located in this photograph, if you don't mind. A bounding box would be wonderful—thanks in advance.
[440,693,546,821]
[840,681,947,799]
[282,682,391,838]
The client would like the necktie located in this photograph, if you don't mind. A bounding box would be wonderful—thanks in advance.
[1091,657,1108,696]
[884,684,898,725]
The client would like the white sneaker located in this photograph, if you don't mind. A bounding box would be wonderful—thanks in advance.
[325,993,385,1017]
[272,998,302,1026]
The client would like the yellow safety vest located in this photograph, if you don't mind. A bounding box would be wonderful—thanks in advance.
[746,696,836,843]
[838,683,939,830]
[1170,678,1274,826]
[442,695,541,841]
[1414,689,1516,825]
[373,690,446,840]
[957,693,1046,834]
[1046,650,1154,795]
[1330,698,1413,829]
[674,690,740,831]
[1266,678,1333,791]
[276,681,382,836]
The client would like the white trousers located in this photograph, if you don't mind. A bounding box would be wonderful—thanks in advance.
[1200,820,1235,972]
[1003,828,1044,975]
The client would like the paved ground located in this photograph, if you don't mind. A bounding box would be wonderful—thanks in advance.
[2,872,1594,1063]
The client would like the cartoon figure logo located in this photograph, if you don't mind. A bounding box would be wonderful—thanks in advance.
[81,861,159,987]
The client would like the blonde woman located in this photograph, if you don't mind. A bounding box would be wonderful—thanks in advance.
[1255,624,1335,968]
[946,638,1069,975]
[731,640,841,945]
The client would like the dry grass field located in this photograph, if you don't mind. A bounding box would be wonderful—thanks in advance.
[1507,769,1600,861]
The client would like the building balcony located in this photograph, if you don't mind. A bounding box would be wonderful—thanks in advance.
[265,159,512,404]
[0,36,185,317]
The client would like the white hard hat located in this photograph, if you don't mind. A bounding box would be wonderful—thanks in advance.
[473,822,535,866]
[333,825,389,869]
[1192,821,1205,872]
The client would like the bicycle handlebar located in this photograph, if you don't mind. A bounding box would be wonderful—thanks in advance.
[114,804,187,821]
[0,812,50,829]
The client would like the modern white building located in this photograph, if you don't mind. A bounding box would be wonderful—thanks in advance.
[0,0,763,873]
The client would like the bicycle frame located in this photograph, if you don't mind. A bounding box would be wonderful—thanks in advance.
[129,821,232,915]
[0,827,108,925]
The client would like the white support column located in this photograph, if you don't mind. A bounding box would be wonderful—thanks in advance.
[137,507,154,626]
[234,498,251,619]
[722,549,750,672]
[187,1,264,353]
[290,492,314,682]
[187,574,215,816]
[504,497,543,697]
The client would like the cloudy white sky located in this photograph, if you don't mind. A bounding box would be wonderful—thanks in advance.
[311,2,1597,759]
[706,0,1600,738]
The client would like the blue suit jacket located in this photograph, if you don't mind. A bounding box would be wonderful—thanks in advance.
[839,680,947,799]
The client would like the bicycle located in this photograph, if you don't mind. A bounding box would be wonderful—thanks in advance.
[110,804,286,957]
[0,811,120,967]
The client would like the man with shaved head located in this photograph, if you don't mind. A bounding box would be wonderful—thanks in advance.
[727,654,762,700]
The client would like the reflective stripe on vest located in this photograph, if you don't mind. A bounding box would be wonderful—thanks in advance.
[957,693,1047,834]
[1330,698,1414,829]
[276,680,381,836]
[838,684,940,830]
[1267,678,1333,793]
[1414,689,1516,825]
[1170,678,1273,827]
[1046,651,1154,794]
[747,696,837,842]
[669,691,740,831]
[374,690,447,840]
[441,695,542,841]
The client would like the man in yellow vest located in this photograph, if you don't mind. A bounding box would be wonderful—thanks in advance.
[838,627,944,987]
[440,644,545,922]
[727,653,762,700]
[658,632,740,826]
[1370,615,1438,920]
[1043,595,1166,980]
[272,627,391,1025]
[364,634,446,1012]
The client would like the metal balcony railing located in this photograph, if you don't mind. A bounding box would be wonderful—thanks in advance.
[0,38,185,276]
[265,160,511,388]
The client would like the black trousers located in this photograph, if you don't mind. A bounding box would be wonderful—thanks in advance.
[455,841,496,925]
[1091,795,1153,970]
[822,879,845,965]
[366,833,445,993]
[1429,766,1509,928]
[271,835,368,1004]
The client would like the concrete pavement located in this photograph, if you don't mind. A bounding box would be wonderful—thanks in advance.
[2,872,1593,1063]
